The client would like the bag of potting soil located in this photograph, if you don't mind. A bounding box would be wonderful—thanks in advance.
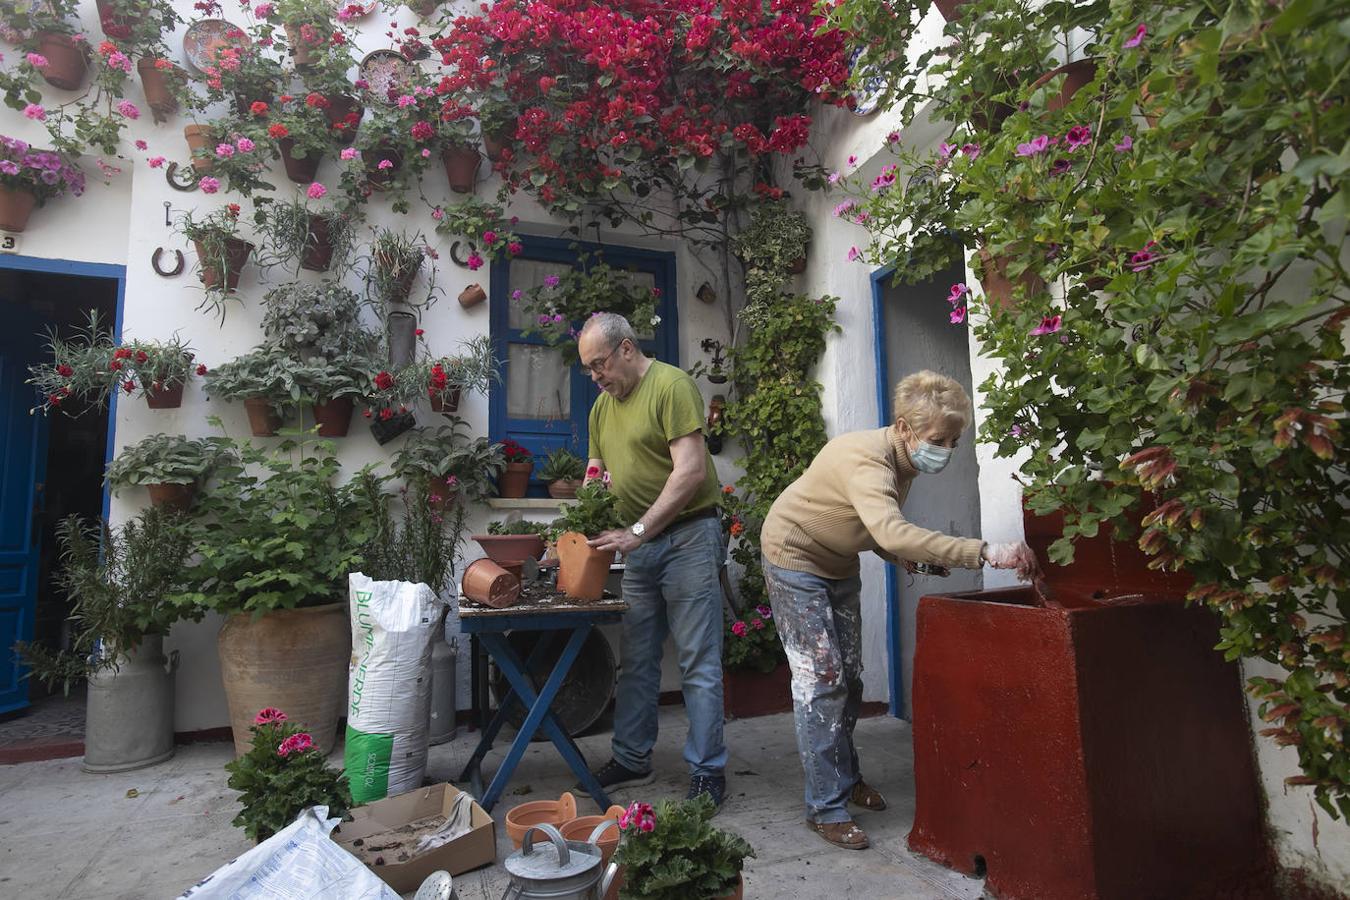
[346,572,443,804]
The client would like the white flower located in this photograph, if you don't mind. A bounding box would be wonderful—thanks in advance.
[650,315,661,326]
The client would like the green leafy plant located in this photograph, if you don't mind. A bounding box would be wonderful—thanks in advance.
[391,419,506,503]
[518,253,660,359]
[558,480,621,537]
[538,447,585,484]
[17,509,196,695]
[186,118,277,197]
[224,708,352,842]
[176,205,257,316]
[26,310,116,415]
[257,197,358,274]
[486,519,550,537]
[723,603,786,675]
[106,434,234,490]
[611,795,753,900]
[289,355,375,404]
[432,195,522,267]
[120,336,197,394]
[352,468,464,596]
[260,280,375,362]
[202,348,293,409]
[366,227,436,306]
[730,202,812,274]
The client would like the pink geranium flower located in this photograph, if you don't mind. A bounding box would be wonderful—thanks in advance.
[1129,240,1158,272]
[340,147,359,160]
[215,143,235,158]
[1124,23,1147,49]
[307,182,326,199]
[254,707,287,724]
[25,52,48,68]
[199,176,220,193]
[277,732,314,757]
[585,464,601,480]
[134,139,147,150]
[1029,314,1062,336]
[847,246,860,262]
[1015,134,1051,157]
[950,306,967,325]
[23,103,45,120]
[116,100,140,120]
[1064,125,1091,150]
[236,137,255,152]
[948,283,969,306]
[1114,134,1133,153]
[731,621,748,636]
[147,156,166,168]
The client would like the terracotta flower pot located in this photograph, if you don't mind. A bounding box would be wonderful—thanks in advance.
[559,807,625,863]
[365,145,402,189]
[716,874,745,900]
[498,461,532,498]
[324,95,362,145]
[0,187,39,233]
[311,397,353,437]
[472,533,546,565]
[146,482,196,512]
[299,214,335,272]
[504,792,577,849]
[183,124,216,174]
[144,381,184,409]
[933,0,969,20]
[233,90,273,117]
[976,245,1045,313]
[217,603,351,756]
[411,0,440,16]
[483,128,512,161]
[442,145,481,193]
[194,237,254,292]
[462,558,521,608]
[547,479,581,500]
[277,138,321,184]
[458,283,487,309]
[244,397,283,436]
[724,663,793,719]
[786,254,807,275]
[283,23,317,66]
[425,477,458,511]
[137,58,180,123]
[556,531,615,601]
[429,386,461,413]
[1029,58,1098,113]
[95,0,134,39]
[36,33,88,91]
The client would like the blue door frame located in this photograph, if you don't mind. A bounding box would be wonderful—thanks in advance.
[0,254,124,714]
[870,266,906,719]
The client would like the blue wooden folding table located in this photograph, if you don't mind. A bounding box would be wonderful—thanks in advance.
[456,594,628,812]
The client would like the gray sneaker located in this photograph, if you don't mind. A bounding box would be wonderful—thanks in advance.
[580,758,656,792]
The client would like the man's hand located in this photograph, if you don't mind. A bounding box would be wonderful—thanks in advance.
[981,541,1042,581]
[588,528,642,554]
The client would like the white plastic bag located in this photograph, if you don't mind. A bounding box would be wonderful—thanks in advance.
[346,572,442,803]
[177,806,397,900]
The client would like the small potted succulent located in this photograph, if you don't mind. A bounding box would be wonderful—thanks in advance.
[730,201,812,275]
[202,348,292,436]
[177,205,257,299]
[258,196,357,274]
[0,136,86,233]
[497,438,534,498]
[539,447,586,499]
[555,476,621,601]
[105,433,234,511]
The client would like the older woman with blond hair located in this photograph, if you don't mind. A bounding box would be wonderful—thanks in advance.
[760,369,1039,851]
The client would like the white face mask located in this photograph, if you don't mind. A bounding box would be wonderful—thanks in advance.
[910,440,954,474]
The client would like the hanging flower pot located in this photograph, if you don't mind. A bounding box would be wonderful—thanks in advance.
[277,138,321,184]
[324,95,363,145]
[556,532,615,602]
[146,482,196,512]
[458,283,487,309]
[283,23,317,66]
[194,236,254,292]
[0,187,39,233]
[183,124,216,174]
[547,479,581,500]
[36,33,88,91]
[365,145,403,190]
[441,144,481,193]
[462,558,521,608]
[144,381,184,409]
[311,396,354,437]
[243,397,283,436]
[483,127,512,162]
[370,408,415,445]
[787,254,807,275]
[1029,58,1098,114]
[386,310,417,368]
[933,0,970,21]
[136,58,181,123]
[976,245,1045,313]
[498,461,532,499]
[299,213,335,272]
[429,386,461,414]
[95,0,134,39]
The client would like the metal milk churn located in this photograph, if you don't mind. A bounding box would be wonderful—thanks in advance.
[501,821,620,900]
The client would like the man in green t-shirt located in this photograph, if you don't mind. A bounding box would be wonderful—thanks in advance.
[577,312,727,810]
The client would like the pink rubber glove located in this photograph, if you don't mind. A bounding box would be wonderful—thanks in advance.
[981,541,1041,581]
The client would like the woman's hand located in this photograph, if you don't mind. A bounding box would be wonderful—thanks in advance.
[981,541,1042,581]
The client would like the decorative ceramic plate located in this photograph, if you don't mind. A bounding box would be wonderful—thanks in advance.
[183,19,248,74]
[848,46,887,116]
[359,50,418,105]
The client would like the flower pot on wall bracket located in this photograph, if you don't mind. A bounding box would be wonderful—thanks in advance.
[429,386,461,414]
[243,397,284,436]
[0,187,39,233]
[483,128,512,161]
[146,482,196,511]
[933,0,970,20]
[787,254,807,275]
[386,309,418,368]
[441,145,481,193]
[976,245,1045,313]
[547,479,580,499]
[311,397,354,437]
[144,381,185,409]
[555,532,615,602]
[195,237,254,292]
[183,124,216,174]
[283,23,317,66]
[369,409,415,445]
[299,214,335,272]
[36,33,88,90]
[277,138,321,184]
[137,58,181,123]
[365,145,402,189]
[1029,58,1098,113]
[462,558,521,608]
[324,95,363,145]
[95,0,134,39]
[498,461,532,499]
[458,283,487,309]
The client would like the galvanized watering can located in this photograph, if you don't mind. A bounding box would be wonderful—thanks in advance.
[500,820,620,900]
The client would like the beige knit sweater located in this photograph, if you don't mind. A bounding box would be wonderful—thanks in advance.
[761,425,986,580]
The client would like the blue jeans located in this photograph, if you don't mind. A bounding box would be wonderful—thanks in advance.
[763,561,863,824]
[612,516,727,777]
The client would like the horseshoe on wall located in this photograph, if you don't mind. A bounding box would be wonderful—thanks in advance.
[151,247,186,277]
[449,240,478,268]
[165,161,199,191]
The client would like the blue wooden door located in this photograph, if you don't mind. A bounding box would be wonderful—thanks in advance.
[0,304,50,715]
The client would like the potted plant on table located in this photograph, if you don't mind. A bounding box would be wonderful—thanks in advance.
[175,432,371,756]
[224,707,353,842]
[555,477,621,601]
[610,795,754,900]
[202,348,292,436]
[105,433,234,511]
[17,509,197,773]
[473,519,549,566]
[539,447,585,499]
[0,136,86,233]
[497,438,534,498]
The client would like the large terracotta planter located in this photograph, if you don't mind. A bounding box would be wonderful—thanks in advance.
[144,381,184,409]
[462,558,521,608]
[498,461,532,498]
[547,479,580,499]
[472,533,546,564]
[311,397,353,437]
[218,604,350,756]
[441,145,481,193]
[429,386,461,414]
[555,531,615,601]
[1029,58,1097,113]
[277,138,321,184]
[244,397,283,436]
[724,663,792,719]
[324,95,363,145]
[183,124,216,174]
[146,482,196,512]
[0,187,39,233]
[299,213,335,272]
[36,33,88,91]
[137,58,180,123]
[976,245,1045,313]
[195,237,254,292]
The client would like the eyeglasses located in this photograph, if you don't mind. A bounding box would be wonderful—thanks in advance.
[585,341,625,375]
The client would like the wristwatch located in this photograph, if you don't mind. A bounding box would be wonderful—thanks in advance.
[630,521,646,541]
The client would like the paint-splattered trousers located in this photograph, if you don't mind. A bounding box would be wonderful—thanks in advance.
[764,560,864,824]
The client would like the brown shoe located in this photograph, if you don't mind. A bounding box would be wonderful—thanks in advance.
[849,780,888,811]
[808,819,870,850]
